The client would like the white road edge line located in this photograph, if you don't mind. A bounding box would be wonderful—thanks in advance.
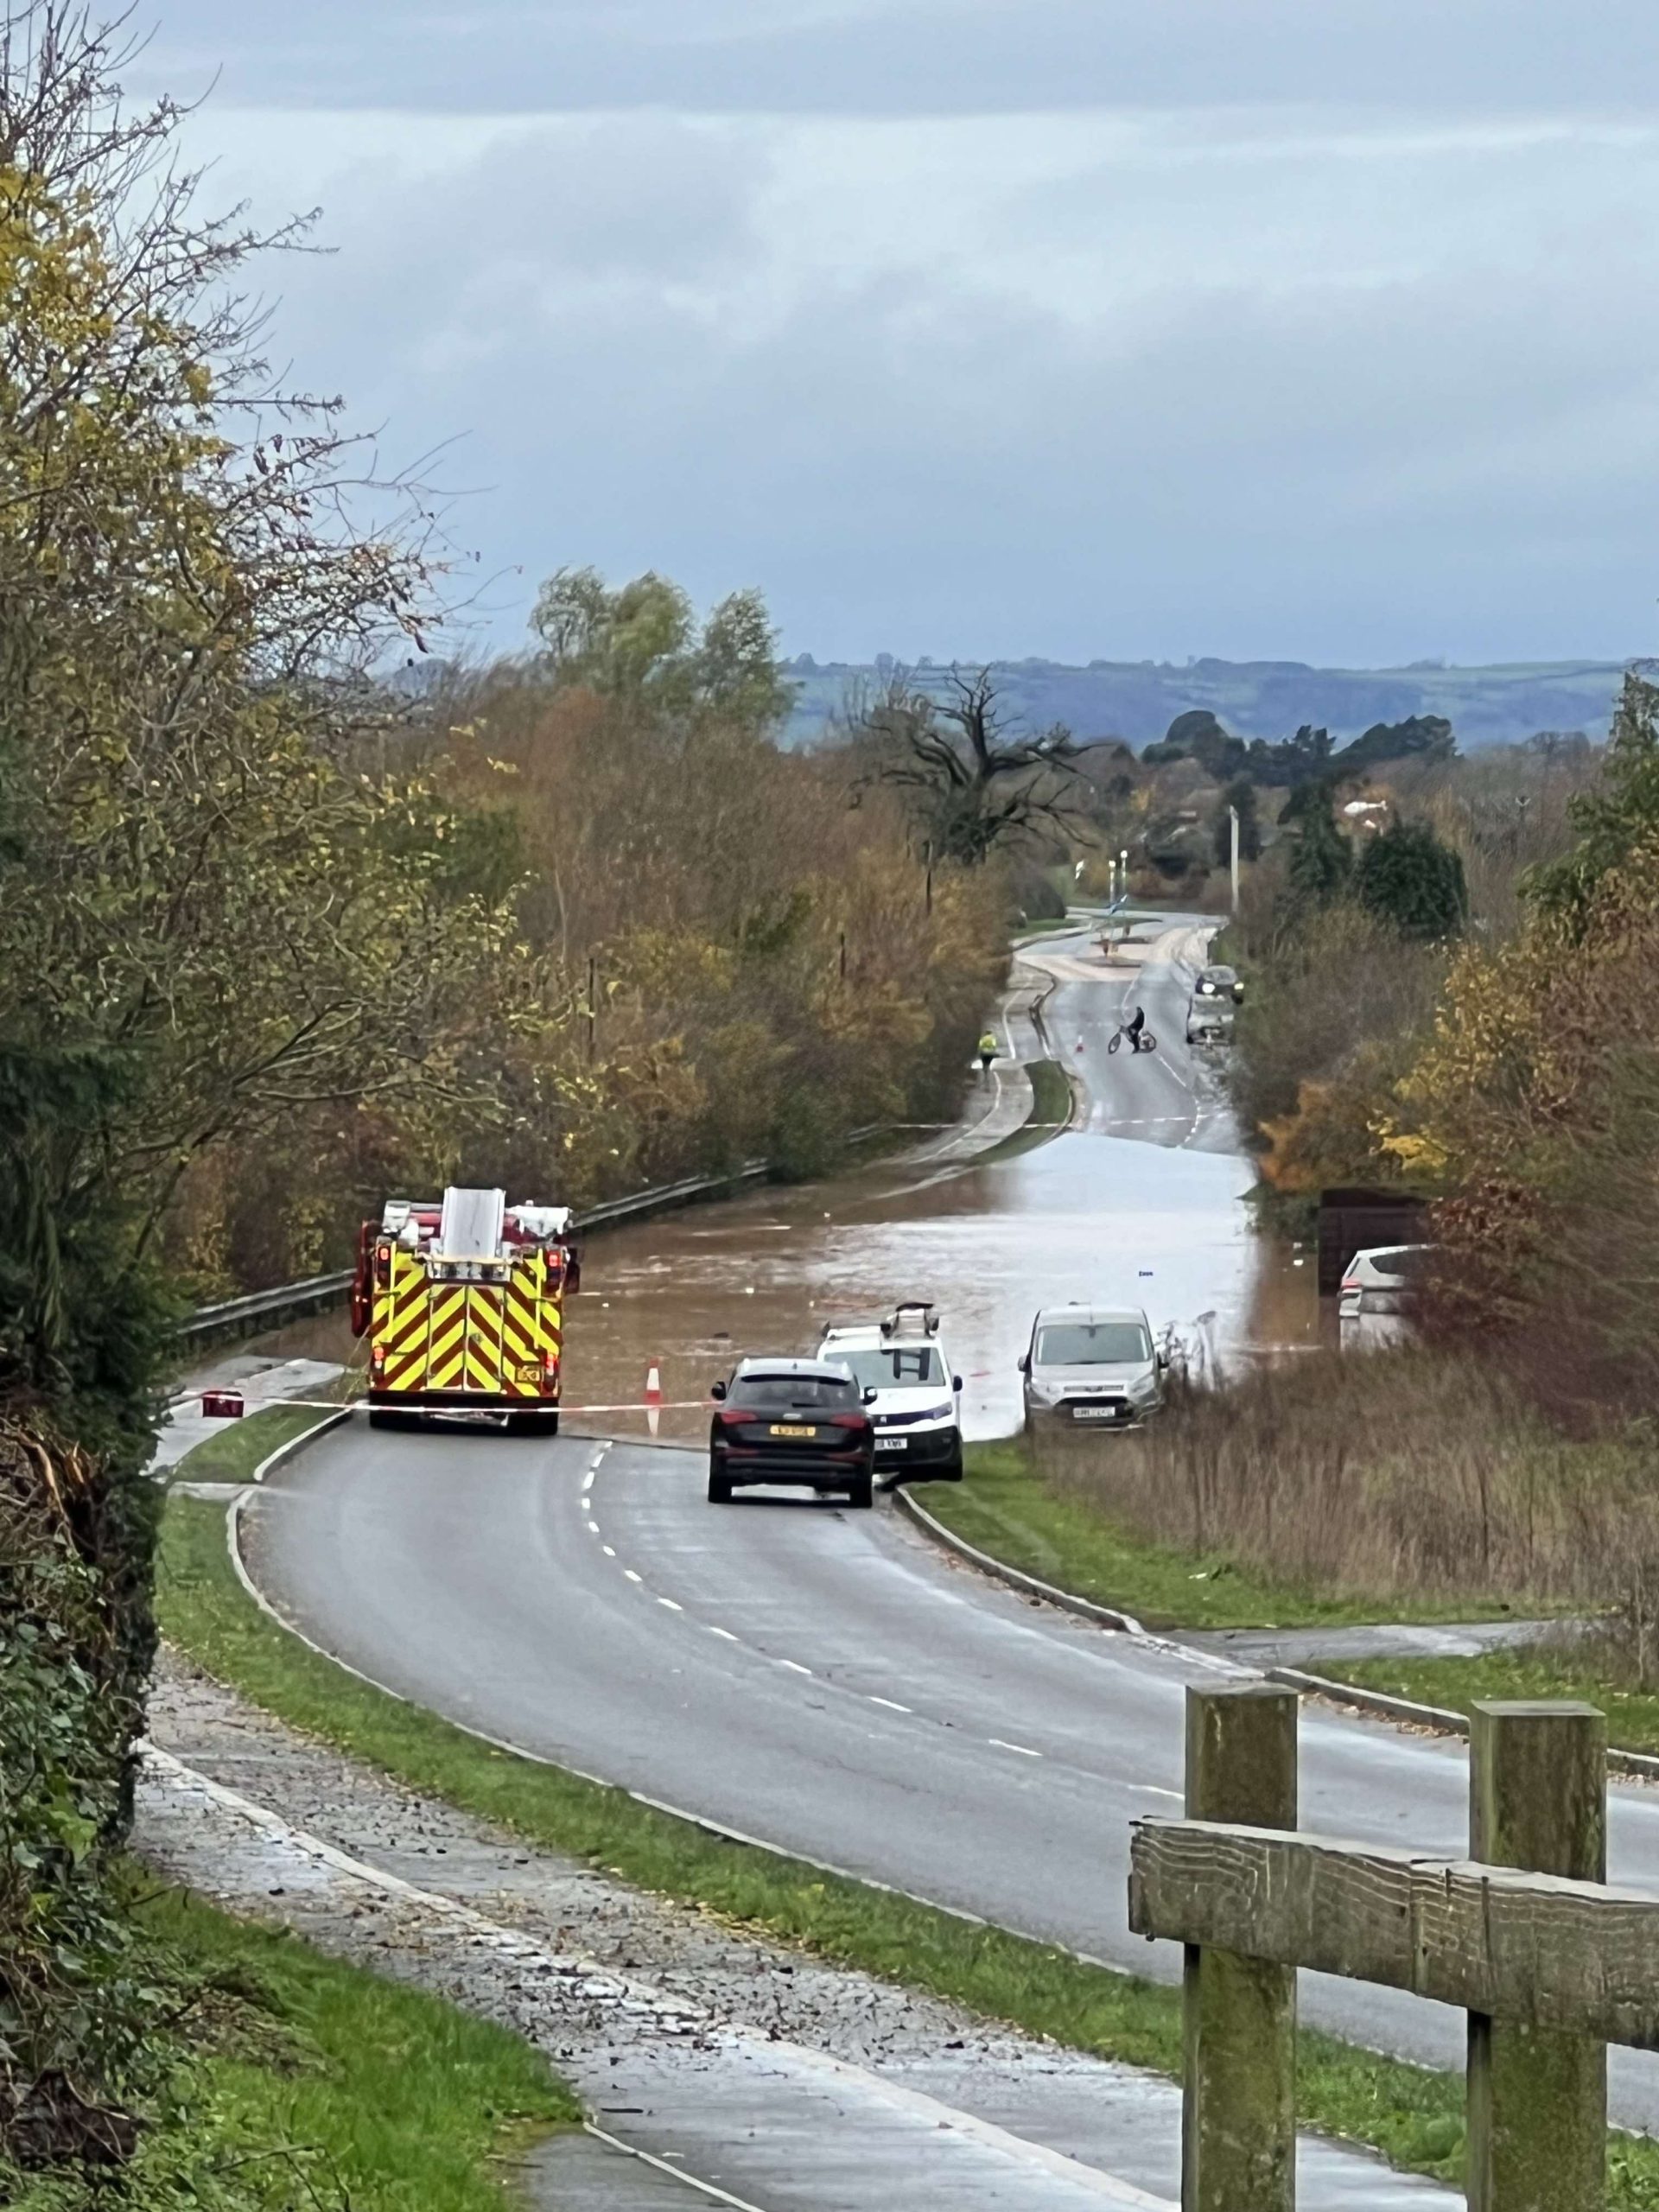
[602,1544,617,1558]
[707,1625,740,1642]
[624,1568,643,1585]
[144,1732,1173,2211]
[658,1597,683,1612]
[779,1659,812,1675]
[582,2124,774,2212]
[868,1695,912,1713]
[222,1487,1128,1961]
[750,2043,1174,2210]
[989,1738,1041,1758]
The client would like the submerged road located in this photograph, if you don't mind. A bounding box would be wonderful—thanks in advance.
[243,918,1659,2127]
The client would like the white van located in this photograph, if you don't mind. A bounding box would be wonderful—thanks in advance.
[1019,1304,1165,1427]
[817,1303,964,1483]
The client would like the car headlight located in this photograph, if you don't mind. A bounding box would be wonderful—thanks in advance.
[920,1402,956,1422]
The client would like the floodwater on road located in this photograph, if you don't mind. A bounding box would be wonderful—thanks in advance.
[242,920,1330,1440]
[246,1133,1322,1445]
[558,1127,1321,1444]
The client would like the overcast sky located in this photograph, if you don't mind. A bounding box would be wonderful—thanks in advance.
[145,3,1659,666]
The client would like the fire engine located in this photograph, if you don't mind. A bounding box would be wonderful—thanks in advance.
[351,1187,580,1432]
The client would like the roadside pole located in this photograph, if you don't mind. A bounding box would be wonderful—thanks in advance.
[1229,806,1240,915]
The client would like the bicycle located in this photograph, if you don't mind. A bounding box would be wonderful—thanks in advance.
[1107,1026,1157,1055]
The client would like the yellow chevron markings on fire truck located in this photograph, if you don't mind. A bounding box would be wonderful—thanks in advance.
[424,1288,467,1389]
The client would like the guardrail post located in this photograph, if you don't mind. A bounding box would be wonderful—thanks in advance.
[1181,1683,1298,2212]
[1467,1699,1607,2212]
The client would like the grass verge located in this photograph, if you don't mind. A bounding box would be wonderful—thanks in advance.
[975,1058,1075,1165]
[1338,1648,1659,1758]
[166,1402,341,1487]
[156,1492,1659,2200]
[5,1878,574,2211]
[928,1442,1491,1632]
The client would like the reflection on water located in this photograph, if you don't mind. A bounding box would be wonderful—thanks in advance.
[556,1134,1313,1443]
[241,1134,1323,1446]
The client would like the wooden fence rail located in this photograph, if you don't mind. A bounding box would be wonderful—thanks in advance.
[1128,1686,1619,2212]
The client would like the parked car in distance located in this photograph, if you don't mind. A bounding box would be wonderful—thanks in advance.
[1019,1305,1165,1427]
[1185,993,1234,1047]
[1193,963,1244,1003]
[1338,1243,1432,1319]
[708,1357,876,1507]
[817,1301,964,1484]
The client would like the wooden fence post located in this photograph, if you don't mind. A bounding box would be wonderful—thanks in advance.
[1466,1699,1607,2212]
[1181,1682,1299,2212]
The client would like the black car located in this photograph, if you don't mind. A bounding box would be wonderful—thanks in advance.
[708,1357,876,1507]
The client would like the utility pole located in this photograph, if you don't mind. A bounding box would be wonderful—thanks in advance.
[1229,806,1241,916]
[587,954,597,1063]
[1119,848,1129,907]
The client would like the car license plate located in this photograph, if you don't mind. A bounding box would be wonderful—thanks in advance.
[1072,1406,1121,1421]
[769,1422,815,1437]
[876,1435,909,1451]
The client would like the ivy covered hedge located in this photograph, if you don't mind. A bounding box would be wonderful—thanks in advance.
[0,1412,161,2168]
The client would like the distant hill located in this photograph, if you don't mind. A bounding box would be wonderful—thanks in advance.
[781,655,1630,753]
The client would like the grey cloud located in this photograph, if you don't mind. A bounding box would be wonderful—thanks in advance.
[238,126,1659,666]
[139,1,1659,117]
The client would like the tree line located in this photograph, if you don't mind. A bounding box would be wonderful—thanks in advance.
[0,14,1014,2194]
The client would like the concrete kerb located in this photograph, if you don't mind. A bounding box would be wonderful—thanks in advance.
[890,1484,1144,1636]
[251,1405,354,1484]
[139,1742,775,2212]
[893,1484,1659,1779]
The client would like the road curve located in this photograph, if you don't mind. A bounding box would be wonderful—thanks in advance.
[245,1424,1659,2126]
[243,913,1659,2124]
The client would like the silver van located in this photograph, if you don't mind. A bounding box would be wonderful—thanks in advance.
[1020,1305,1165,1427]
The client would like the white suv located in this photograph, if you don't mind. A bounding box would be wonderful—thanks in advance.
[817,1303,964,1484]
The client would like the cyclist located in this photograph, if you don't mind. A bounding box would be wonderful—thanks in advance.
[977,1030,998,1072]
[1124,1005,1147,1052]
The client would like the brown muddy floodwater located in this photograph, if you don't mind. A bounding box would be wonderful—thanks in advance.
[253,1133,1324,1445]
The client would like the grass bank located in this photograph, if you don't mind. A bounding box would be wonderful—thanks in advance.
[939,1351,1611,1630]
[1338,1647,1659,1758]
[5,1878,574,2212]
[929,1440,1496,1631]
[156,1492,1659,2200]
[164,1402,341,1487]
[975,1057,1074,1166]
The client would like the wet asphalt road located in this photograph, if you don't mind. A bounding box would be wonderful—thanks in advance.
[247,1422,1659,2129]
[243,916,1659,2126]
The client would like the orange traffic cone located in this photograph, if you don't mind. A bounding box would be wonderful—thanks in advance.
[645,1360,664,1438]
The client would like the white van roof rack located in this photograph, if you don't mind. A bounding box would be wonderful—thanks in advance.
[880,1301,939,1338]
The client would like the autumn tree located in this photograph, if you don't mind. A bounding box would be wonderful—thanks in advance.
[530,565,796,734]
[0,8,541,2166]
[847,664,1096,866]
